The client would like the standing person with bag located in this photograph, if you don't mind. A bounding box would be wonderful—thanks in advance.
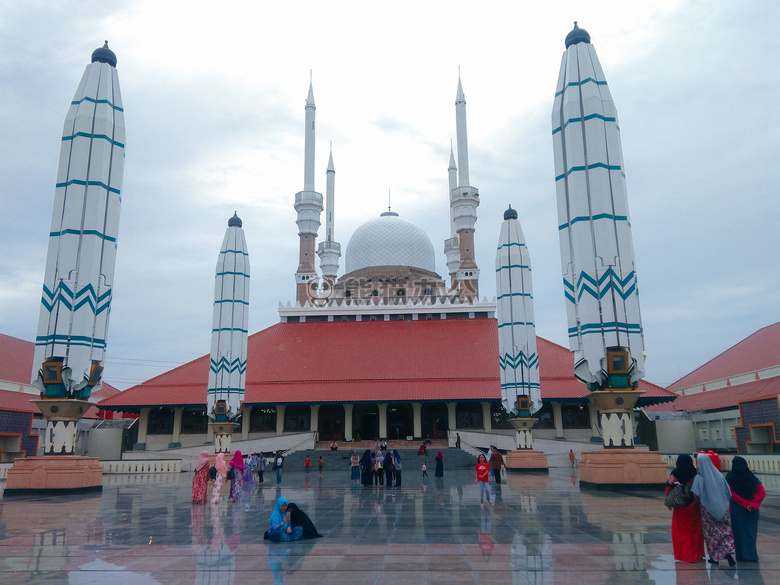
[274,451,285,486]
[726,456,766,562]
[693,453,736,566]
[665,454,704,563]
[489,446,505,485]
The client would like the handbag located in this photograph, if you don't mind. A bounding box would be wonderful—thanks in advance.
[208,465,217,480]
[665,483,691,508]
[226,467,235,480]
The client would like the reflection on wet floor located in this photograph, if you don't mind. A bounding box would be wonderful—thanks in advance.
[1,466,778,584]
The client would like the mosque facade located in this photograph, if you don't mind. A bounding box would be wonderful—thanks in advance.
[99,68,674,452]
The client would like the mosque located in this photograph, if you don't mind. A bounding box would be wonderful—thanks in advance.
[98,72,673,453]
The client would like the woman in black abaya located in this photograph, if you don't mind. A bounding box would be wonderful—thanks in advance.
[360,449,373,486]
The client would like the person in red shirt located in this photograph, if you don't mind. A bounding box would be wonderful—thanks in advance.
[475,453,492,508]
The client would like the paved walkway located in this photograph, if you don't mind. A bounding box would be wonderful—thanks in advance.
[1,465,778,584]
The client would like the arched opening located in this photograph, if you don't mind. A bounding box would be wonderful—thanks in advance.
[284,405,311,432]
[562,402,590,429]
[318,404,345,441]
[490,401,514,430]
[456,402,483,429]
[387,403,413,440]
[535,402,555,429]
[147,407,174,435]
[181,407,208,434]
[421,402,448,440]
[352,403,378,441]
[249,406,277,432]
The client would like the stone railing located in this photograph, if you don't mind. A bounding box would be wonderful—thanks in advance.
[101,459,181,474]
[662,454,780,475]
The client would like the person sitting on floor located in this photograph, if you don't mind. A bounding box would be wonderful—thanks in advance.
[265,497,323,542]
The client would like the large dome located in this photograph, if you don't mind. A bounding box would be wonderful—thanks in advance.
[345,211,436,273]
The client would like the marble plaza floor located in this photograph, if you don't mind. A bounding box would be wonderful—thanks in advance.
[1,463,779,585]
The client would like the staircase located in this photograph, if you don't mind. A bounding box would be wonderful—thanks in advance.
[283,444,478,471]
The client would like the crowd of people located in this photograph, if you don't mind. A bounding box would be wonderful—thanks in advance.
[666,451,765,566]
[192,449,291,505]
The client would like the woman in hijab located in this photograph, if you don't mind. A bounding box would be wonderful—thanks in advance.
[267,497,303,542]
[393,449,402,486]
[228,450,245,502]
[360,449,373,486]
[666,454,704,562]
[726,456,765,562]
[192,450,211,503]
[211,452,228,504]
[384,450,396,486]
[350,450,361,484]
[435,451,444,478]
[692,453,736,566]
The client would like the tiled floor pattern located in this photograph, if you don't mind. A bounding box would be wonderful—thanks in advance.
[1,464,778,584]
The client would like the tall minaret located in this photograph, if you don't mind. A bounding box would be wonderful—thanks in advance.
[294,76,323,305]
[443,144,460,289]
[31,42,125,455]
[317,143,341,287]
[451,74,480,300]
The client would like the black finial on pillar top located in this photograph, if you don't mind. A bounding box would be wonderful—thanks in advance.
[91,41,117,67]
[503,205,518,221]
[565,21,591,48]
[228,212,243,228]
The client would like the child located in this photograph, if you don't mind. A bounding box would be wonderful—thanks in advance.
[304,455,311,475]
[422,461,428,478]
[318,456,324,475]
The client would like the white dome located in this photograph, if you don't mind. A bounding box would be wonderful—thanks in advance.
[345,212,436,273]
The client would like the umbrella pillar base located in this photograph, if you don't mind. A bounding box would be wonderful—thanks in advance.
[209,422,238,453]
[579,449,668,488]
[506,449,549,472]
[4,455,103,496]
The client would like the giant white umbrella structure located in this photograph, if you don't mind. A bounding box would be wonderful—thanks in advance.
[207,212,250,453]
[32,42,125,455]
[496,206,546,469]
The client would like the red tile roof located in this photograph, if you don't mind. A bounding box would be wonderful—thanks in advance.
[667,322,780,391]
[647,376,780,413]
[0,334,35,385]
[99,319,675,411]
[0,388,39,413]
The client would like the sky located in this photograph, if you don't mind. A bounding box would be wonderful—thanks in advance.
[1,1,778,391]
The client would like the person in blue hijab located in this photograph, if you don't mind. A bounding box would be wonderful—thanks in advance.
[267,497,303,542]
[393,449,402,486]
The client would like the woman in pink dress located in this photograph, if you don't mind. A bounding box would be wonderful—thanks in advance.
[211,453,228,504]
[191,450,210,503]
[228,450,245,502]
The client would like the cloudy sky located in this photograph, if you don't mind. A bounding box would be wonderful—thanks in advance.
[1,1,778,391]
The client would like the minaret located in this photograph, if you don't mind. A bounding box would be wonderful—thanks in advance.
[443,144,460,289]
[294,76,323,305]
[451,74,480,300]
[207,212,250,453]
[317,143,341,287]
[552,23,647,455]
[31,41,125,454]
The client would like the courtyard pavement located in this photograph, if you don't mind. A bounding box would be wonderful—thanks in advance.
[1,463,778,584]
